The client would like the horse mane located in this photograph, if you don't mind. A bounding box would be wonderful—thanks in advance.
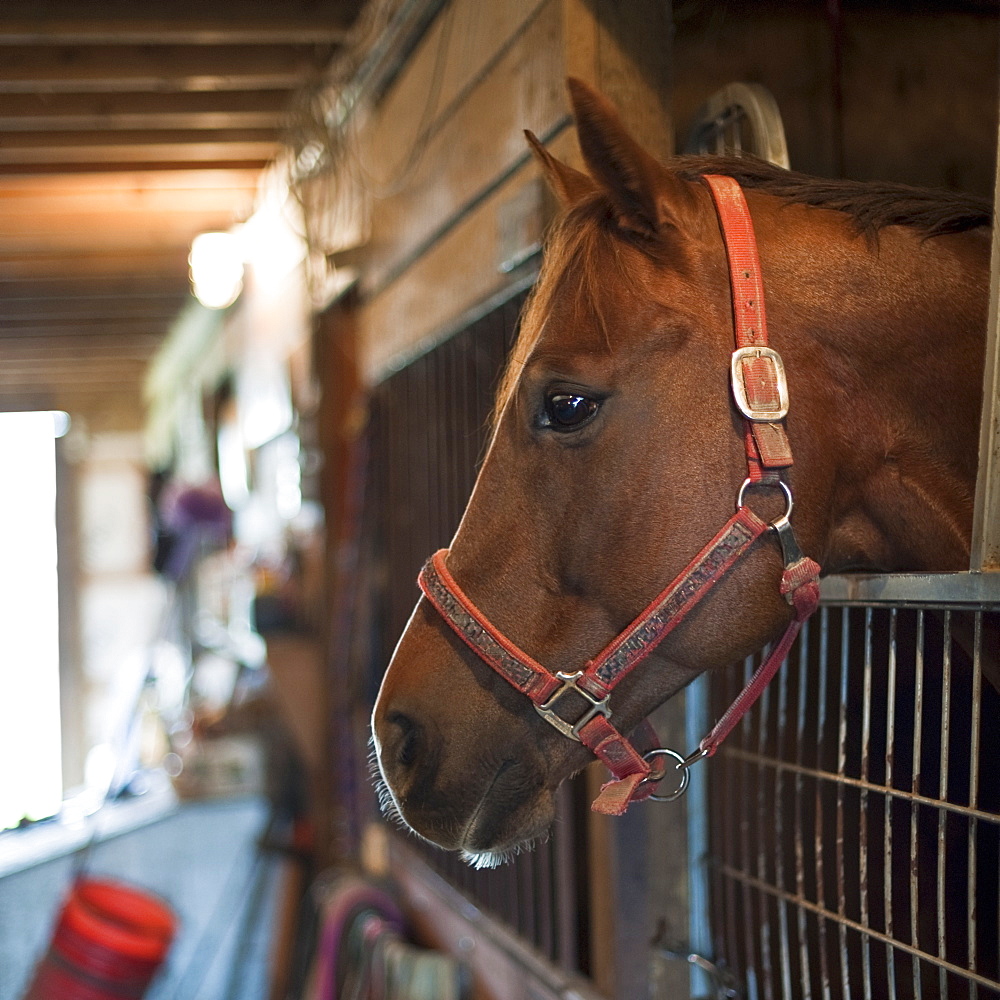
[491,157,991,431]
[674,154,992,240]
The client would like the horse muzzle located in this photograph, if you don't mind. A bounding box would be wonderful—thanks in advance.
[372,705,557,856]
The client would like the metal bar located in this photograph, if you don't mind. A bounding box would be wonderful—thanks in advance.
[553,783,579,973]
[719,749,1000,826]
[775,638,793,998]
[821,572,1000,608]
[740,654,762,1000]
[684,674,714,999]
[717,866,1000,994]
[814,608,833,1000]
[794,621,813,998]
[937,612,953,998]
[968,613,982,991]
[860,608,874,1000]
[884,609,898,999]
[837,608,853,1000]
[911,610,926,1000]
[756,650,776,1000]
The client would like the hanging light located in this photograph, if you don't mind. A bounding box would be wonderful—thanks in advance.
[189,231,244,309]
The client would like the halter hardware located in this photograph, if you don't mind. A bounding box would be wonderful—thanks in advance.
[415,175,822,816]
[534,671,611,741]
[731,345,789,421]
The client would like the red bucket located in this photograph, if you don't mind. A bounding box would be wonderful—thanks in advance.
[23,877,177,1000]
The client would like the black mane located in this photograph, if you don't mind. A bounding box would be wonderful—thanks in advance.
[674,154,991,240]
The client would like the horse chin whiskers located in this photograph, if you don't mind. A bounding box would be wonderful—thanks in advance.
[368,740,406,828]
[460,832,547,870]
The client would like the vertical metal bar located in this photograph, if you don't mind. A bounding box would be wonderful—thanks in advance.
[794,621,813,999]
[938,610,953,999]
[815,607,833,1000]
[968,612,982,996]
[553,783,579,973]
[741,654,762,1000]
[910,609,926,1000]
[884,609,898,999]
[685,674,713,999]
[859,608,874,1000]
[837,608,853,1000]
[775,638,793,998]
[757,650,776,1000]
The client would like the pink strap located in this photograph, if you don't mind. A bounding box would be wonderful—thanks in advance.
[703,174,793,478]
[698,555,820,757]
[419,550,560,704]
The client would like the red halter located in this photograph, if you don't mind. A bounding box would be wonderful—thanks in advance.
[417,175,821,815]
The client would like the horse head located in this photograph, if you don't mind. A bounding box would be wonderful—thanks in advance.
[371,79,988,866]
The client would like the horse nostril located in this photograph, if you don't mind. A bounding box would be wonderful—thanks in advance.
[387,711,420,768]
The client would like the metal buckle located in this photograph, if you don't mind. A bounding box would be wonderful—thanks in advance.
[535,671,611,741]
[730,345,789,421]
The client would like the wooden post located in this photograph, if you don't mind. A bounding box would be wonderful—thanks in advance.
[971,108,1000,572]
[562,0,674,160]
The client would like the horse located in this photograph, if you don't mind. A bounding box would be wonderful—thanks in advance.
[371,78,991,869]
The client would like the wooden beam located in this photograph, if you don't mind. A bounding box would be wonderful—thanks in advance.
[0,298,181,323]
[0,156,272,175]
[0,319,177,340]
[0,167,260,212]
[0,22,352,46]
[0,90,292,127]
[0,247,190,279]
[0,141,278,168]
[561,0,674,161]
[0,278,186,299]
[0,127,278,149]
[0,0,363,24]
[0,358,151,377]
[0,43,336,94]
[0,334,161,354]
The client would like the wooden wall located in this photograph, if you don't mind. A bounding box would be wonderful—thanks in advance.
[672,2,998,193]
[326,0,672,387]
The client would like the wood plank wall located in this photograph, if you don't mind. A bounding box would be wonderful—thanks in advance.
[341,0,672,387]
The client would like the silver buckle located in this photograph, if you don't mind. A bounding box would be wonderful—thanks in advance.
[535,671,610,741]
[730,346,789,421]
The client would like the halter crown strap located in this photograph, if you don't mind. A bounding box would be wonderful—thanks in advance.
[703,174,794,482]
[415,174,821,816]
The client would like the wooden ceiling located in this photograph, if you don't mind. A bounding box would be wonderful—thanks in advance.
[0,0,365,429]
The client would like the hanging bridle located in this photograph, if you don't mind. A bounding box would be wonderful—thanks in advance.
[417,175,822,816]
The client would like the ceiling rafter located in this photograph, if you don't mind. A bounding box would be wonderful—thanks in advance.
[0,0,365,427]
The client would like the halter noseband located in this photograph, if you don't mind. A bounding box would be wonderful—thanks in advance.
[417,175,821,816]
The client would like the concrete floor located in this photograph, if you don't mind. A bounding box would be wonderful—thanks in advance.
[0,795,279,1000]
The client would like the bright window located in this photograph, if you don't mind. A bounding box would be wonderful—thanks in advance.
[0,412,63,829]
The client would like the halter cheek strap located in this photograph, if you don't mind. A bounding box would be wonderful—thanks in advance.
[415,175,821,816]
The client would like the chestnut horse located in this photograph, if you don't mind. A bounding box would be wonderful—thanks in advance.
[372,79,991,868]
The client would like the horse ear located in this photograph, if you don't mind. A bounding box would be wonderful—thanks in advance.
[566,77,689,235]
[524,130,595,206]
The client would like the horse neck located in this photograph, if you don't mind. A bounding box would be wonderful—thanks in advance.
[762,211,990,573]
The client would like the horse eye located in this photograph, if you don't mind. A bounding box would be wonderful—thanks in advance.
[545,392,599,429]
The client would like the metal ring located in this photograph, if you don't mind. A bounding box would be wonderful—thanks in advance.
[641,747,690,802]
[736,477,793,519]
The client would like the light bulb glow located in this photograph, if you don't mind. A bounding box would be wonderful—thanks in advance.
[189,231,244,309]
